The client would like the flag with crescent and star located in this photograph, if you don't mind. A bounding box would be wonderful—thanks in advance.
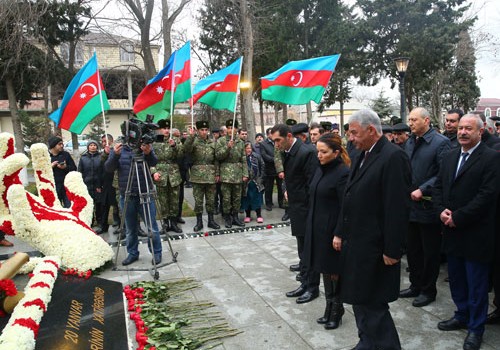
[133,41,191,122]
[261,54,340,105]
[50,53,110,134]
[192,57,242,112]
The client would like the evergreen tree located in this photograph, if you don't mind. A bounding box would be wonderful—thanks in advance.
[370,90,394,121]
[444,30,480,113]
[355,0,474,111]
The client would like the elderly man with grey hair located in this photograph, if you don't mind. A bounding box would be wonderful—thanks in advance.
[333,109,411,349]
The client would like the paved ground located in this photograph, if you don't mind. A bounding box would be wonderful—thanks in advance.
[3,188,500,349]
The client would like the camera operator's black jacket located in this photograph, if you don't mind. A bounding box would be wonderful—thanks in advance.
[104,145,158,196]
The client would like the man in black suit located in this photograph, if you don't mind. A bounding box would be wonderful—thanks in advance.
[271,123,320,304]
[333,109,411,349]
[260,127,283,211]
[433,114,500,350]
[443,108,463,149]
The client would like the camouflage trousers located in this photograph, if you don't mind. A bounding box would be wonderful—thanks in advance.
[156,183,179,218]
[193,183,216,214]
[221,183,242,215]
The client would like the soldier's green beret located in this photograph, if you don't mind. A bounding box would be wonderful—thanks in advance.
[157,119,170,129]
[196,120,209,129]
[320,121,332,131]
[225,119,239,128]
[285,118,297,126]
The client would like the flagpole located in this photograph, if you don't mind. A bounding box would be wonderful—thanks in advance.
[169,52,177,141]
[94,51,109,147]
[190,95,194,130]
[190,49,194,130]
[231,57,244,141]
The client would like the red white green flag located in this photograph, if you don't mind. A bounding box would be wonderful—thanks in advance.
[192,57,242,112]
[49,53,110,134]
[133,41,191,122]
[261,54,340,105]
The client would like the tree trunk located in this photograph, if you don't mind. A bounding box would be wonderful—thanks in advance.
[306,102,312,123]
[161,0,191,60]
[282,104,287,123]
[240,0,255,141]
[259,99,265,134]
[162,0,172,59]
[340,100,345,135]
[274,104,279,124]
[123,0,156,78]
[6,77,25,153]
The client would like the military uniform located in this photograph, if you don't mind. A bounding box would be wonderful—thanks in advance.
[215,119,249,227]
[183,120,221,231]
[152,119,184,233]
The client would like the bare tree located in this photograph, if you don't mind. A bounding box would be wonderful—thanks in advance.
[161,0,192,58]
[239,0,256,141]
[0,0,49,152]
[122,0,157,78]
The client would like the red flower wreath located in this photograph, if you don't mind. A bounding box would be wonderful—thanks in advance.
[0,279,17,298]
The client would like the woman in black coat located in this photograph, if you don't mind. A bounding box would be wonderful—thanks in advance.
[304,133,350,330]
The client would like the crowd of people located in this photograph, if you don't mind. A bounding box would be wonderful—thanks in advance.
[276,108,500,350]
[13,106,498,350]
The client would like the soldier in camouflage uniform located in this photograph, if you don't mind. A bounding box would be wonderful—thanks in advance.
[151,119,183,233]
[215,119,249,228]
[183,120,221,232]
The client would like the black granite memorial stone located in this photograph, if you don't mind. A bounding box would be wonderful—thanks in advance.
[34,275,128,350]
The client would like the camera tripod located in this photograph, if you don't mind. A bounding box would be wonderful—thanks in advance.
[112,152,178,280]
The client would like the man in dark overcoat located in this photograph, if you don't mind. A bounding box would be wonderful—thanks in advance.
[260,127,283,211]
[271,123,320,304]
[433,114,500,350]
[333,109,411,349]
[400,107,451,308]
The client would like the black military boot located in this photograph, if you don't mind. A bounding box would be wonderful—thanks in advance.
[224,214,232,228]
[169,216,183,233]
[162,217,171,232]
[207,213,220,229]
[193,214,203,232]
[325,279,344,330]
[232,211,245,227]
[317,274,334,324]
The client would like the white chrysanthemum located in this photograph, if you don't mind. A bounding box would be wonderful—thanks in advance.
[0,257,60,350]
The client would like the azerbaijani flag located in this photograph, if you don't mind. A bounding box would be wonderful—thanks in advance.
[166,41,191,106]
[192,57,242,112]
[133,41,191,122]
[50,53,110,134]
[261,54,340,105]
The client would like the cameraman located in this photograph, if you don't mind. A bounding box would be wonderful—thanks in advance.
[104,135,162,266]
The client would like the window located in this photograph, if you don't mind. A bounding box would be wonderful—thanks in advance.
[60,43,84,67]
[485,108,491,118]
[496,108,500,117]
[120,41,134,63]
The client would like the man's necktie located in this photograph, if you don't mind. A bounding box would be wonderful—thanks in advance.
[455,152,469,179]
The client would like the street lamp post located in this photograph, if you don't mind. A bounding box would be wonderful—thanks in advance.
[394,57,410,124]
